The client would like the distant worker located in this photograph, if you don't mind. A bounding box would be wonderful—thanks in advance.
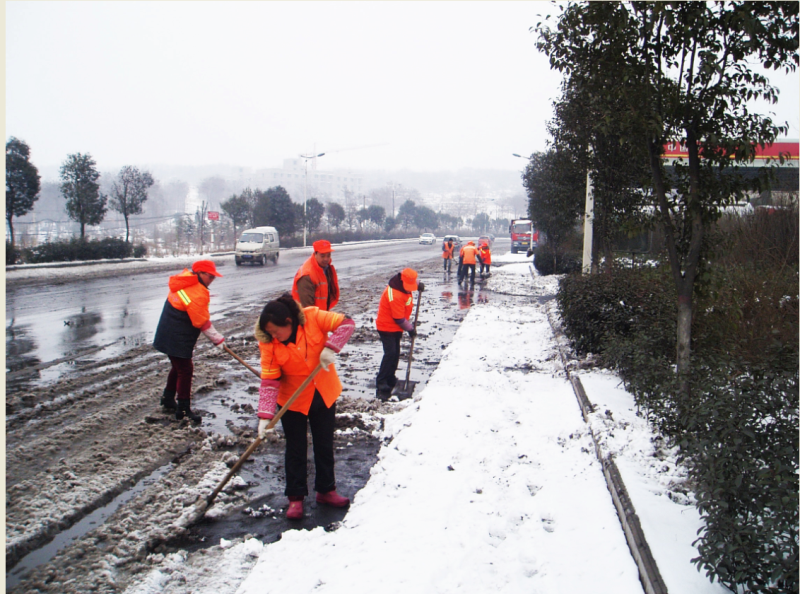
[375,268,424,400]
[458,241,479,284]
[478,242,492,278]
[292,239,339,311]
[442,238,455,272]
[153,259,226,423]
[254,293,356,520]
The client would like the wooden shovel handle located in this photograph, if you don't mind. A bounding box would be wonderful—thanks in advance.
[205,363,325,508]
[223,344,261,378]
[404,287,424,384]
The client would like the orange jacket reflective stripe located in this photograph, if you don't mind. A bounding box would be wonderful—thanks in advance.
[375,285,413,332]
[166,269,211,328]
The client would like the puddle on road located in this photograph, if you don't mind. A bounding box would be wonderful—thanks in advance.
[6,462,175,590]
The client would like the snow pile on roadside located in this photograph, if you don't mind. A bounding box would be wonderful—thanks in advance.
[122,255,727,594]
[125,539,264,594]
[234,261,644,593]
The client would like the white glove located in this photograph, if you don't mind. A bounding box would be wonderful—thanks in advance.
[258,418,273,439]
[216,340,226,351]
[319,347,336,371]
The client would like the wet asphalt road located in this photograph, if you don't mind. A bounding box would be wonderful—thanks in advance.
[6,239,507,383]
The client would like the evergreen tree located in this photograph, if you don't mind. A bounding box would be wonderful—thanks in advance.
[221,193,251,239]
[6,137,41,251]
[326,202,345,230]
[60,153,106,239]
[305,198,325,233]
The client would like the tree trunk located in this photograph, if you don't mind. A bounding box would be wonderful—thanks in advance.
[125,216,130,243]
[80,222,86,240]
[7,217,14,249]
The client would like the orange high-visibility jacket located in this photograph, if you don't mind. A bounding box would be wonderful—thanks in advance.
[166,269,212,328]
[478,245,492,265]
[291,255,339,311]
[460,244,478,265]
[256,306,346,415]
[375,285,413,333]
[442,242,454,260]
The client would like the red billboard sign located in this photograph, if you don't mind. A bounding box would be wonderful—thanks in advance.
[207,211,220,221]
[662,139,798,165]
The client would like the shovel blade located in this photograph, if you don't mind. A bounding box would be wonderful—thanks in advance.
[392,380,418,400]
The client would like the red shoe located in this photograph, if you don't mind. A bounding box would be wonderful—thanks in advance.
[286,500,303,520]
[316,490,350,508]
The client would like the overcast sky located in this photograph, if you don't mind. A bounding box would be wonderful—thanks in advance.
[6,1,799,179]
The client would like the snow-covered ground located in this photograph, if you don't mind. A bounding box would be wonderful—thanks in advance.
[123,254,728,594]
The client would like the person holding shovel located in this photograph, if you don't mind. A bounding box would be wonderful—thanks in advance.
[375,268,424,400]
[254,293,355,520]
[153,259,226,423]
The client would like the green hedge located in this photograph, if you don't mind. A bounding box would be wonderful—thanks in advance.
[557,264,798,592]
[533,243,582,275]
[20,238,147,264]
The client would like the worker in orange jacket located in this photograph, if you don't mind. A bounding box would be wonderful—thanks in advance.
[375,268,424,400]
[153,259,226,423]
[255,292,356,520]
[458,241,479,284]
[478,242,492,278]
[442,238,455,272]
[292,239,339,311]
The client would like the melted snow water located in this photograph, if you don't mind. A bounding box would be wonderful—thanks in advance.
[7,268,532,576]
[6,462,175,589]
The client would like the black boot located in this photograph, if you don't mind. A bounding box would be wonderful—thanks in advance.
[176,399,202,423]
[161,389,177,410]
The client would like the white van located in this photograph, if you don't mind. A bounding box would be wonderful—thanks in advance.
[235,226,280,266]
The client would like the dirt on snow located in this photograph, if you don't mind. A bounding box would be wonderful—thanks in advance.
[6,259,475,593]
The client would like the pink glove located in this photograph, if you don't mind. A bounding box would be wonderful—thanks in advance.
[200,321,225,346]
[325,317,355,353]
[258,379,280,419]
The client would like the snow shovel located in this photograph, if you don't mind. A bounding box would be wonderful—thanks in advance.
[223,343,261,379]
[393,285,424,399]
[196,362,325,516]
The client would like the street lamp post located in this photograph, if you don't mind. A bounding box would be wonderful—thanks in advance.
[300,152,325,247]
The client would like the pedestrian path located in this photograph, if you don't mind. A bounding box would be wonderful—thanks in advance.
[236,261,645,594]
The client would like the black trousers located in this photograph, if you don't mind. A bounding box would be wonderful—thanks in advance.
[377,331,403,391]
[480,262,490,274]
[459,263,476,283]
[280,390,337,497]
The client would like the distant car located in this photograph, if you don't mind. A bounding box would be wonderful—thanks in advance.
[478,235,493,248]
[419,233,436,245]
[442,235,461,250]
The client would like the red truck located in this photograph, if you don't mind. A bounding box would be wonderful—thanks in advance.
[509,219,538,254]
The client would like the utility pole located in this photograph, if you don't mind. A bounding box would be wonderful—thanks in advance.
[582,166,594,274]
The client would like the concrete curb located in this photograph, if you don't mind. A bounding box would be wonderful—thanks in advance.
[536,263,669,594]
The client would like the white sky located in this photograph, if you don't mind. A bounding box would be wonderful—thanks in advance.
[6,1,799,176]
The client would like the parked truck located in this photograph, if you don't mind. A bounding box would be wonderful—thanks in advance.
[509,219,538,254]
